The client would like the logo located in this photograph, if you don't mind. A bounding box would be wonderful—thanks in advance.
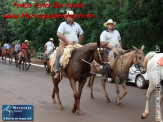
[2,105,33,121]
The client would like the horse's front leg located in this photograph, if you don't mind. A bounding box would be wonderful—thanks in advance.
[69,78,78,113]
[22,60,25,70]
[19,60,22,70]
[119,80,128,100]
[101,78,110,103]
[114,76,121,105]
[77,78,87,115]
[88,75,96,99]
[141,82,155,119]
[5,56,6,64]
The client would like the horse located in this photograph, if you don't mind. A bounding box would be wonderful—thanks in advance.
[50,41,108,114]
[1,44,15,64]
[87,45,146,105]
[17,49,34,70]
[141,52,163,122]
[43,50,54,74]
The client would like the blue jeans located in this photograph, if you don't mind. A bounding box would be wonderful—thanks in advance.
[55,48,61,72]
[107,49,111,56]
[107,49,117,59]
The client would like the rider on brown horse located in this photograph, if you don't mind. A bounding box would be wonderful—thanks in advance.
[100,19,122,56]
[19,40,29,59]
[44,38,55,61]
[54,10,84,79]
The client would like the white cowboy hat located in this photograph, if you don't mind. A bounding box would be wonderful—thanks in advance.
[104,19,116,27]
[65,10,74,16]
[24,40,29,43]
[49,38,54,41]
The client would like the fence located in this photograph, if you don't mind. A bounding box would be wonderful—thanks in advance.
[37,52,44,60]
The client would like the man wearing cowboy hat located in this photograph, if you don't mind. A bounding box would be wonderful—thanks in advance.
[100,19,122,56]
[18,40,29,60]
[44,38,55,61]
[54,10,84,79]
[22,40,29,54]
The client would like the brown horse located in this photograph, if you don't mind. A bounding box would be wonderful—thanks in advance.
[50,41,108,114]
[87,45,146,105]
[2,48,15,64]
[16,49,34,70]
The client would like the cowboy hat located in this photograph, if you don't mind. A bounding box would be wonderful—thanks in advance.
[49,38,54,41]
[65,10,74,16]
[24,40,29,43]
[104,19,116,27]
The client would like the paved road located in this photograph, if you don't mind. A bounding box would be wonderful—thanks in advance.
[0,62,160,122]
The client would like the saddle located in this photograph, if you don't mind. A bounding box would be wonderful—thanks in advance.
[50,44,83,72]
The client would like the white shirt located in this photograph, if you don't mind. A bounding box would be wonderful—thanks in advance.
[57,21,83,43]
[45,41,54,51]
[100,30,121,48]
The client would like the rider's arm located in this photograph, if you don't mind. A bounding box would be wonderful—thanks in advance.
[119,40,122,48]
[78,34,84,44]
[44,44,47,50]
[100,41,112,50]
[57,32,72,45]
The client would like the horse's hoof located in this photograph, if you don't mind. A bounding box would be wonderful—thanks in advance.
[117,103,123,107]
[77,110,84,115]
[71,107,76,113]
[106,99,111,103]
[90,96,94,99]
[58,105,63,110]
[52,99,56,104]
[141,112,148,119]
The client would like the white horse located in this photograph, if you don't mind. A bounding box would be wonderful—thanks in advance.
[141,52,163,122]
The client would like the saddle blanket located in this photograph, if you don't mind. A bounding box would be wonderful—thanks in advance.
[157,57,163,66]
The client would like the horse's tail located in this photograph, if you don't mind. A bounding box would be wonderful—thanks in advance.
[144,51,157,70]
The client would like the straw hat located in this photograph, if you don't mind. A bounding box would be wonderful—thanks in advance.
[104,19,116,27]
[24,40,29,43]
[49,38,54,41]
[65,10,74,16]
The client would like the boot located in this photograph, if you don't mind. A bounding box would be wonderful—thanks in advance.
[54,71,60,79]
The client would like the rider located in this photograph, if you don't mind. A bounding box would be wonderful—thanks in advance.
[100,19,122,56]
[4,42,11,54]
[44,38,55,61]
[54,10,84,79]
[19,40,29,59]
[14,41,21,55]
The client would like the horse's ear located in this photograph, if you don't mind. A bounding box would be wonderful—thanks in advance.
[97,41,100,47]
[132,46,138,51]
[141,45,145,51]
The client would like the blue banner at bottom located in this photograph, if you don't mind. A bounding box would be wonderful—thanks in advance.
[2,105,33,121]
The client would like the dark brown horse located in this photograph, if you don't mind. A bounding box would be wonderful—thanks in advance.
[87,45,146,106]
[50,41,108,114]
[16,49,34,70]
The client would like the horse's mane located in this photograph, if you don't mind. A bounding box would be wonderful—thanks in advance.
[144,51,157,70]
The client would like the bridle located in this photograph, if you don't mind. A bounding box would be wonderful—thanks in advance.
[97,47,109,64]
[134,51,144,70]
[72,43,109,70]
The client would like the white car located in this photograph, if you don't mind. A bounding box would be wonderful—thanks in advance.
[128,65,149,88]
[108,65,149,89]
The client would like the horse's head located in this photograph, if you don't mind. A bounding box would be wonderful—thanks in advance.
[132,45,146,74]
[94,41,109,80]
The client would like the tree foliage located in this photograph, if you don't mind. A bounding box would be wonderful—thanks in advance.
[1,0,162,53]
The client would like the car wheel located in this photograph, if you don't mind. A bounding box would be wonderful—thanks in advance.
[136,75,147,89]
